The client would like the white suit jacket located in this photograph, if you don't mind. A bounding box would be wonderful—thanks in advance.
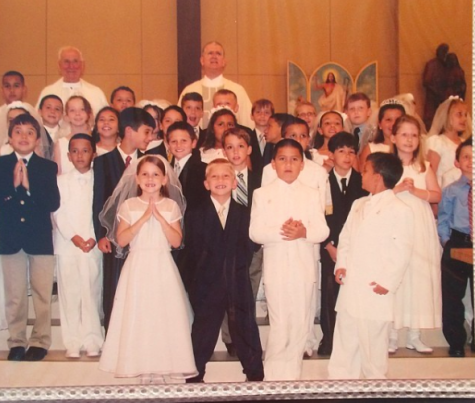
[250,178,329,285]
[36,78,108,116]
[53,169,101,258]
[335,190,414,321]
[261,158,329,214]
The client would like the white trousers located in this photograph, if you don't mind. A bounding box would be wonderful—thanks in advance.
[57,254,103,352]
[328,309,390,379]
[264,276,313,381]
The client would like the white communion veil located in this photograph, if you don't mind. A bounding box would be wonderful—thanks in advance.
[428,95,472,138]
[99,154,186,258]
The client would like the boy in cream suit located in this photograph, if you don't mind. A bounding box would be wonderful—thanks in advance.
[54,134,103,358]
[328,152,414,379]
[250,139,329,381]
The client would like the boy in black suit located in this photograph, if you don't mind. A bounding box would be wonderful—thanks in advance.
[181,92,206,149]
[318,132,368,356]
[93,107,155,331]
[0,114,60,361]
[168,121,208,211]
[185,159,264,383]
[221,127,262,356]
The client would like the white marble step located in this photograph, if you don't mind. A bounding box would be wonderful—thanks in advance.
[0,352,473,387]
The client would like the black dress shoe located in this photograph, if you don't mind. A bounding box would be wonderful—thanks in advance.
[7,346,26,361]
[225,342,236,357]
[24,347,48,361]
[448,348,465,358]
[317,342,332,356]
[186,375,204,383]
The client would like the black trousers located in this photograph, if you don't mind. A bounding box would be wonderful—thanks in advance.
[102,246,125,333]
[319,247,340,351]
[187,285,264,382]
[441,230,473,350]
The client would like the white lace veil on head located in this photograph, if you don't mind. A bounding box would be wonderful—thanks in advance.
[428,96,472,139]
[0,101,53,160]
[99,154,186,258]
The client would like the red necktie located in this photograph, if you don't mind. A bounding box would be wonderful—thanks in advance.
[125,156,132,169]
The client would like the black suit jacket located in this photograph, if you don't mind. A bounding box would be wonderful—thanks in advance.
[175,151,208,211]
[92,148,126,241]
[237,125,263,174]
[183,197,253,304]
[0,153,59,255]
[323,169,368,247]
[146,142,167,159]
[196,127,206,149]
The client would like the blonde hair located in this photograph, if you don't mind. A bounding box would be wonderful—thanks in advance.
[392,115,426,173]
[445,98,468,135]
[294,98,316,116]
[205,158,234,178]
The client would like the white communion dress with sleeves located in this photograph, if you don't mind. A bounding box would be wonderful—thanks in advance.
[99,197,197,379]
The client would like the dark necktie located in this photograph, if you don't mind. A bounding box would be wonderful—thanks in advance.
[341,178,348,195]
[354,127,361,151]
[125,156,132,169]
[22,158,28,166]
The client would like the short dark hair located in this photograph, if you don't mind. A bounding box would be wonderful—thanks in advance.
[270,113,294,129]
[222,127,251,147]
[455,137,472,161]
[345,92,371,109]
[166,121,196,142]
[272,138,304,160]
[110,86,136,104]
[3,70,25,84]
[181,92,204,107]
[366,152,403,189]
[39,94,63,110]
[328,131,358,153]
[161,105,187,123]
[69,133,96,153]
[281,117,309,138]
[8,113,40,139]
[119,107,156,139]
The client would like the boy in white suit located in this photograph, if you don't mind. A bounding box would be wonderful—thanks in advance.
[250,139,329,381]
[328,152,414,379]
[54,134,104,358]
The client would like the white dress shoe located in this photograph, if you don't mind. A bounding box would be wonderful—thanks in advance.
[406,338,433,353]
[388,338,398,354]
[65,350,80,358]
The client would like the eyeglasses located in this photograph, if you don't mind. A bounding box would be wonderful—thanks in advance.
[298,112,316,118]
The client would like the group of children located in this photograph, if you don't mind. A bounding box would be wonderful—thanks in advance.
[0,68,473,382]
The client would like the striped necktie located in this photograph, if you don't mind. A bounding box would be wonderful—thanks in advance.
[236,172,248,207]
[125,156,132,169]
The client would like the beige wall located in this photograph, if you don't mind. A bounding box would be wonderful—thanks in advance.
[0,0,177,107]
[0,0,471,117]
